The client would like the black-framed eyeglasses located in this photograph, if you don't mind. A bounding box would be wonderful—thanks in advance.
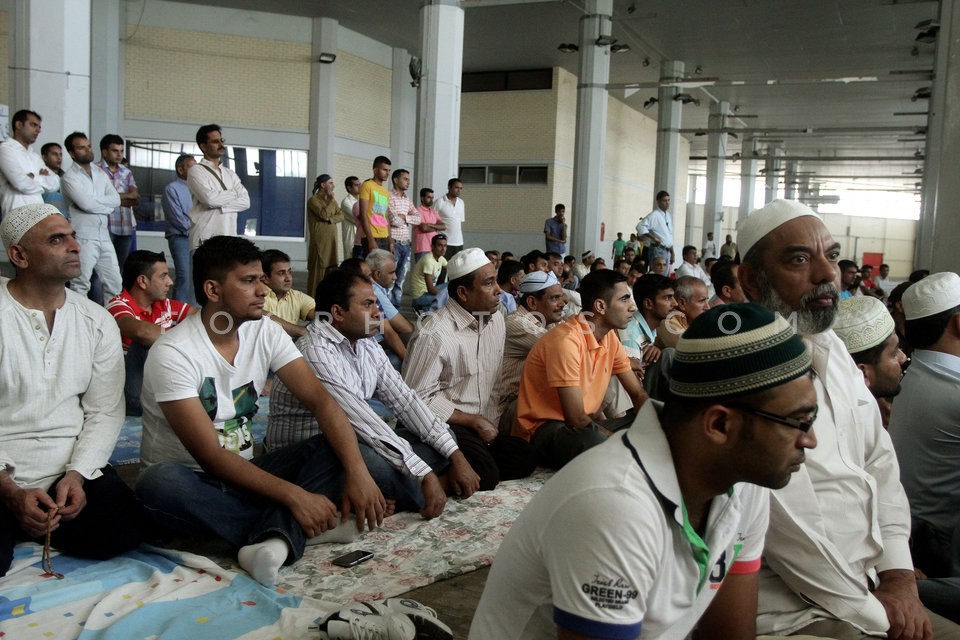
[729,405,816,433]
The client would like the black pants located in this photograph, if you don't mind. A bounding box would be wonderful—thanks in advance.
[0,466,145,576]
[449,424,537,488]
[531,410,637,470]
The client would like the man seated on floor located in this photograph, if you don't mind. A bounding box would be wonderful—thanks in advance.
[404,248,535,485]
[737,199,960,639]
[655,275,711,349]
[405,233,447,313]
[513,270,647,470]
[260,249,314,339]
[470,303,819,640]
[709,258,746,307]
[833,296,906,428]
[136,235,391,587]
[496,259,524,314]
[366,249,413,365]
[0,203,143,577]
[266,269,483,517]
[106,250,194,416]
[620,273,676,380]
[494,271,567,432]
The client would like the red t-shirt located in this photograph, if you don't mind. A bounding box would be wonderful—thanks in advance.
[106,289,191,352]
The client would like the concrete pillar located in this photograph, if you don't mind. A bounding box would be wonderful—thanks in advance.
[654,59,684,249]
[784,161,798,200]
[703,100,728,248]
[89,0,122,148]
[917,0,960,272]
[307,18,337,183]
[764,146,782,204]
[570,0,612,256]
[414,1,464,221]
[10,0,91,148]
[738,135,758,226]
[390,48,417,176]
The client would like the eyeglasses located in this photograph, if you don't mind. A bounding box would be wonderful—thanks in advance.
[729,405,816,433]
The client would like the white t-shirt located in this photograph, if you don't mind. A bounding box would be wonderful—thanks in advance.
[140,313,300,469]
[469,401,769,640]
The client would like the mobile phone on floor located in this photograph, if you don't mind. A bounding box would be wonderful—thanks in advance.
[332,550,374,568]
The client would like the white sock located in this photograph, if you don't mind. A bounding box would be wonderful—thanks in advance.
[238,537,289,586]
[306,516,359,545]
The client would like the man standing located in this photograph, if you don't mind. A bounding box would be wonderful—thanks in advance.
[260,249,315,339]
[0,204,143,576]
[96,134,140,267]
[471,303,818,640]
[436,178,465,258]
[187,124,250,251]
[612,232,626,260]
[387,169,420,305]
[413,187,444,262]
[162,154,196,303]
[737,200,960,638]
[889,273,960,581]
[702,231,717,260]
[636,190,674,270]
[40,142,68,216]
[106,250,193,416]
[0,110,59,215]
[720,233,738,260]
[136,235,388,587]
[513,270,647,469]
[674,244,712,286]
[404,248,525,485]
[544,203,567,255]
[340,176,360,252]
[267,270,484,517]
[494,271,567,431]
[358,156,392,257]
[61,131,123,301]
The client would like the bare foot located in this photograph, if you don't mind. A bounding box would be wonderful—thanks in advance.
[385,499,397,517]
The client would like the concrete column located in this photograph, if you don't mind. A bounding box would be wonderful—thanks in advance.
[89,0,122,148]
[11,0,91,148]
[917,0,960,272]
[570,0,612,256]
[307,18,337,183]
[654,59,684,249]
[685,175,697,246]
[784,161,798,200]
[703,100,728,248]
[764,146,782,204]
[738,135,758,226]
[390,48,417,177]
[414,1,464,220]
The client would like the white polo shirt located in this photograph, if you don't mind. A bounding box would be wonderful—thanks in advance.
[469,401,768,640]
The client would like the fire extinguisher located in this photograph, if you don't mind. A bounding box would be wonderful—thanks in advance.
[600,222,605,241]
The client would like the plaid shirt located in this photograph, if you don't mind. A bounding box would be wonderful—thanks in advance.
[97,160,138,236]
[388,190,420,244]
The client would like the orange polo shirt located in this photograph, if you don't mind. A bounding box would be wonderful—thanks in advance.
[514,313,631,440]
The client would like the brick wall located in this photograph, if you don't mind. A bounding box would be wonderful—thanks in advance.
[334,52,392,147]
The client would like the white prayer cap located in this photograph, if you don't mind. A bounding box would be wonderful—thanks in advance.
[0,203,61,249]
[581,250,594,260]
[833,297,895,354]
[447,247,491,281]
[902,271,960,320]
[518,270,560,294]
[737,199,822,259]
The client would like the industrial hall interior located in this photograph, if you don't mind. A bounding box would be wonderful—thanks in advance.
[1,0,960,638]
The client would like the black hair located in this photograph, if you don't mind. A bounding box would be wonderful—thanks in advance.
[122,250,166,291]
[391,169,409,182]
[195,124,221,147]
[581,270,627,312]
[419,187,433,200]
[192,235,261,306]
[63,131,87,154]
[633,273,674,305]
[656,190,670,200]
[345,175,359,190]
[314,269,369,316]
[522,250,545,274]
[711,260,739,297]
[12,109,40,127]
[40,142,61,156]
[431,233,447,247]
[555,203,565,213]
[174,154,193,173]
[447,177,462,189]
[909,269,930,283]
[99,134,124,151]
[260,249,291,277]
[497,260,524,286]
[373,155,391,167]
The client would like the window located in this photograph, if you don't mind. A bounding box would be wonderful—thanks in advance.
[487,166,517,185]
[127,139,308,238]
[458,164,549,186]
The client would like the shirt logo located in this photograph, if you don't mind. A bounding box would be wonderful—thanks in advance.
[581,574,639,610]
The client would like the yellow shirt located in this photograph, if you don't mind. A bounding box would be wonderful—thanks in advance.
[264,288,315,324]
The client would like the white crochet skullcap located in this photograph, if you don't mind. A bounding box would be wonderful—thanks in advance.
[518,270,560,294]
[903,272,960,320]
[834,297,895,354]
[0,203,61,249]
[737,199,822,259]
[447,247,491,281]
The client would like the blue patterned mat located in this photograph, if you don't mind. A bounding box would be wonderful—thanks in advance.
[109,398,271,466]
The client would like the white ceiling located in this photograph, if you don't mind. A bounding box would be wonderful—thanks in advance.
[190,0,940,192]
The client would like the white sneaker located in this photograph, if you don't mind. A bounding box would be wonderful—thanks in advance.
[317,603,416,640]
[380,598,453,640]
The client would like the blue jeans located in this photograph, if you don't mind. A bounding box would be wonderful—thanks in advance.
[136,436,420,564]
[392,242,412,307]
[167,234,193,304]
[124,343,148,415]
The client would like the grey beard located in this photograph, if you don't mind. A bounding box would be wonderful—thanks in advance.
[755,273,839,335]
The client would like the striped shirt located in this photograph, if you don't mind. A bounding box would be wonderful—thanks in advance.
[267,320,458,479]
[96,160,138,236]
[402,299,505,423]
[388,189,420,244]
[495,307,548,422]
